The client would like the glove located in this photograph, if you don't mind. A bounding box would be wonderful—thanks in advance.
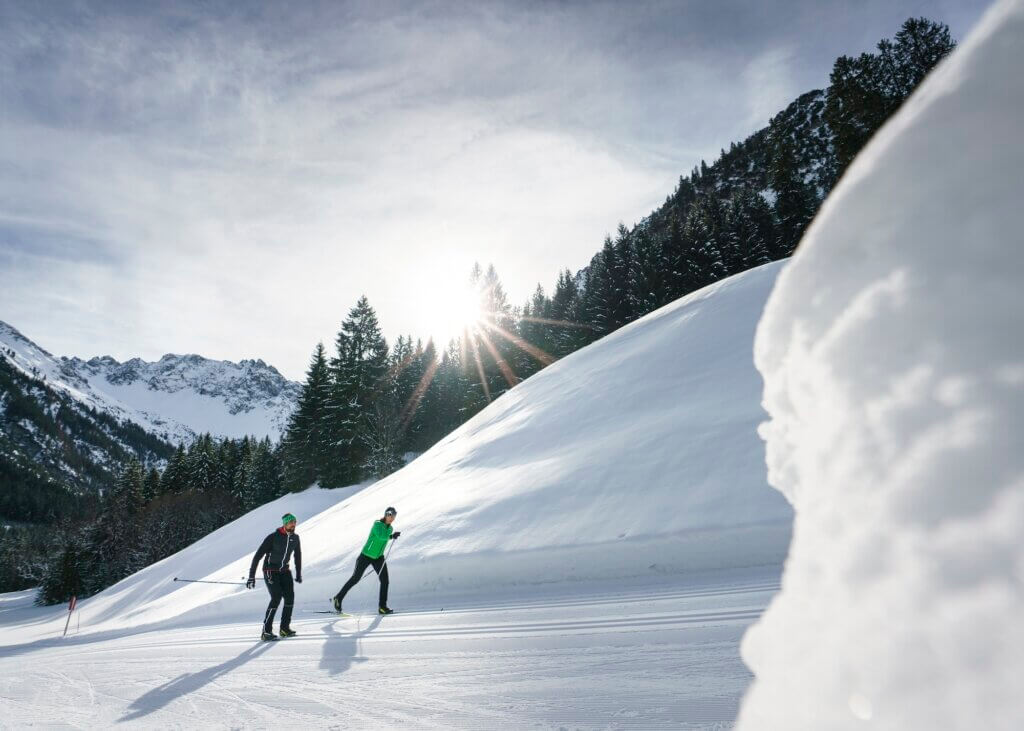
[391,531,401,540]
[295,576,303,583]
[246,577,255,589]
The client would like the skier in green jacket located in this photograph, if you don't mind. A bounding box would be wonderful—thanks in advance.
[332,506,400,615]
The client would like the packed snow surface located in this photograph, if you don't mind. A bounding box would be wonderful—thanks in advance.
[1,260,792,727]
[738,2,1024,728]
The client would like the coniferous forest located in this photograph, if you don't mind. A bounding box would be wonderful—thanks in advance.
[11,18,955,602]
[277,18,956,487]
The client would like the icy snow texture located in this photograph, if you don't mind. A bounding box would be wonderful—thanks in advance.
[738,2,1024,728]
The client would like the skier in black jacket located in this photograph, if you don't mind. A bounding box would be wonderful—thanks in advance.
[247,513,302,641]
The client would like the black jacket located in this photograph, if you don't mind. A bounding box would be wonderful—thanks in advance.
[249,528,302,579]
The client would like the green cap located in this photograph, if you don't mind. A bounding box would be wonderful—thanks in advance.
[282,513,297,525]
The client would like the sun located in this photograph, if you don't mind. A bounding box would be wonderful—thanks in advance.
[419,281,486,347]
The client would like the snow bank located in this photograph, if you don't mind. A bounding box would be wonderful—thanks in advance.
[738,2,1024,728]
[19,259,793,638]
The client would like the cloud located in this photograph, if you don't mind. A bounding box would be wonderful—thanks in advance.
[0,0,993,379]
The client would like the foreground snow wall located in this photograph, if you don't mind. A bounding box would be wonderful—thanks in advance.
[739,1,1024,728]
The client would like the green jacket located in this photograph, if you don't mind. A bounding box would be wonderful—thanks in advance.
[361,519,393,559]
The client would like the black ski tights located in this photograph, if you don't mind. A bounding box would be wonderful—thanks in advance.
[334,553,389,608]
[262,570,294,633]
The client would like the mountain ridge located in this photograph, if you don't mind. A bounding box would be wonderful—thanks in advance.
[1,319,300,445]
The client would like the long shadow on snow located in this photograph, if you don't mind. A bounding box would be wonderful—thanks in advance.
[117,641,276,723]
[319,615,383,676]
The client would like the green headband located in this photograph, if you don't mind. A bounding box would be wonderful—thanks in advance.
[281,513,297,525]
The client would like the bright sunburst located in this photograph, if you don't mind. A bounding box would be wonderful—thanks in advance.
[420,280,486,347]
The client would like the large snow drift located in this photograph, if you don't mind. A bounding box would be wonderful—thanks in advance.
[738,1,1024,728]
[22,260,793,637]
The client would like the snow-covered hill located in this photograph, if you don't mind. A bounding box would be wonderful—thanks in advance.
[52,259,792,633]
[1,260,793,727]
[0,320,300,444]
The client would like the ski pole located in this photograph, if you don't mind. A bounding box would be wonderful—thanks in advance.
[172,577,247,586]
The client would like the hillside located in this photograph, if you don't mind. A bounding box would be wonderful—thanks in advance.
[0,354,174,522]
[9,259,790,634]
[1,262,792,726]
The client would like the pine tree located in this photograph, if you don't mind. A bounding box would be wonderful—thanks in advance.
[160,444,188,495]
[548,269,583,356]
[465,264,519,404]
[216,438,240,495]
[627,225,665,315]
[403,340,438,450]
[608,223,635,329]
[825,18,955,177]
[684,196,728,288]
[661,213,693,300]
[142,467,161,504]
[232,436,254,506]
[360,398,404,478]
[581,237,616,336]
[768,141,816,257]
[108,459,144,518]
[724,190,774,273]
[187,434,216,493]
[37,525,86,605]
[244,439,284,511]
[282,343,331,490]
[321,296,390,487]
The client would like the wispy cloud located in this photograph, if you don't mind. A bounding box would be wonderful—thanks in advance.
[0,0,991,378]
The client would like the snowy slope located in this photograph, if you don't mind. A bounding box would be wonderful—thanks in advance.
[0,261,793,726]
[0,320,300,443]
[738,1,1024,728]
[20,260,792,637]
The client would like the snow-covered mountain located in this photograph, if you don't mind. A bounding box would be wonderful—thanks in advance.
[0,320,300,444]
[0,348,175,514]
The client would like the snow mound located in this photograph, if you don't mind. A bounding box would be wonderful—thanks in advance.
[43,260,793,636]
[738,2,1024,728]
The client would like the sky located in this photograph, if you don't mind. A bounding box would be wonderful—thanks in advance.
[0,0,991,380]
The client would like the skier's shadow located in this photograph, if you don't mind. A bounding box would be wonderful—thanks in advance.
[319,614,383,677]
[117,641,275,723]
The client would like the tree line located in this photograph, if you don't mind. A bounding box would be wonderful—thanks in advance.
[279,18,955,489]
[9,16,955,603]
[31,435,285,603]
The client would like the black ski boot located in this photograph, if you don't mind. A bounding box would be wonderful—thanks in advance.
[279,628,296,638]
[378,606,394,615]
[261,631,278,641]
[332,596,342,613]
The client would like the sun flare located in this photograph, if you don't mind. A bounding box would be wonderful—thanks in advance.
[422,282,486,347]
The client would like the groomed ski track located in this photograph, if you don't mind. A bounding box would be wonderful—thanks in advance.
[0,569,777,729]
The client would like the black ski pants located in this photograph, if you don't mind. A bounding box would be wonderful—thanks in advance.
[262,569,294,633]
[334,553,389,608]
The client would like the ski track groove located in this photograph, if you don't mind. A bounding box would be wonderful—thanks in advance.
[0,579,777,728]
[16,608,760,660]
[55,607,763,656]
